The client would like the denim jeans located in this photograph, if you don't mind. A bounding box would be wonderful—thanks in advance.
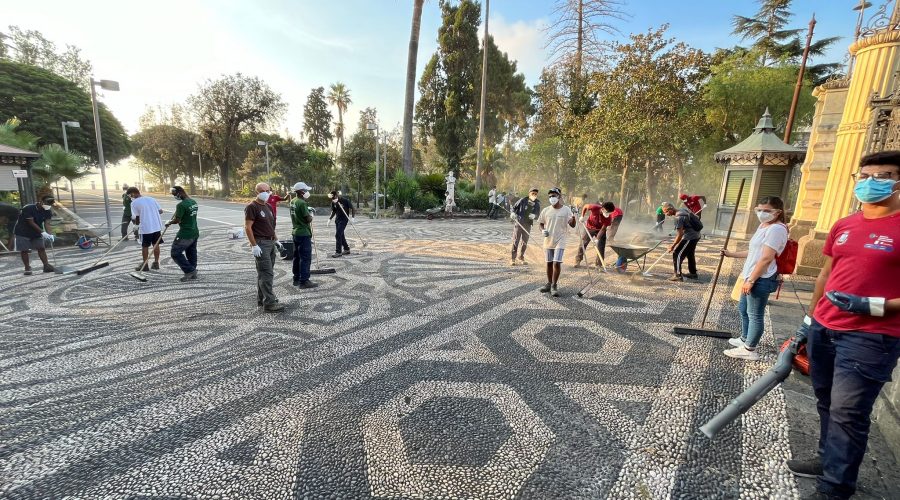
[335,219,349,253]
[254,239,278,306]
[170,237,197,273]
[292,234,312,283]
[808,322,900,498]
[737,274,779,348]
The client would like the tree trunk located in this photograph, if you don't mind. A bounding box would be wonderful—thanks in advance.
[401,0,425,177]
[674,155,684,200]
[68,178,77,213]
[644,159,653,215]
[576,0,583,77]
[618,155,629,207]
[337,106,345,158]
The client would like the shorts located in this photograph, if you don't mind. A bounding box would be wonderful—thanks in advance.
[545,248,565,262]
[15,235,45,251]
[140,231,163,248]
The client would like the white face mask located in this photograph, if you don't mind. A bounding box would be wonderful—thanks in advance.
[42,205,52,210]
[601,210,609,217]
[549,196,559,206]
[302,191,311,199]
[258,191,271,202]
[756,209,776,223]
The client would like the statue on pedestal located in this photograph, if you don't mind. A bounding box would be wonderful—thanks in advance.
[444,170,456,213]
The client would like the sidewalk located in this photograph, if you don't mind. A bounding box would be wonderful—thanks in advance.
[767,276,900,499]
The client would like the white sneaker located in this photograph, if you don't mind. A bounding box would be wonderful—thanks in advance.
[724,346,760,360]
[728,337,746,348]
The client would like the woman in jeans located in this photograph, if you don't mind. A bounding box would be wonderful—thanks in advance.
[721,196,789,361]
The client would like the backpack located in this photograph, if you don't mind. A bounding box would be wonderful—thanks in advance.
[682,211,703,232]
[774,224,798,275]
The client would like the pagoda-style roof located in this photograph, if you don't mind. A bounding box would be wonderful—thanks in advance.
[714,108,806,164]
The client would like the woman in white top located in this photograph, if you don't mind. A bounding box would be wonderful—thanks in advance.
[720,196,789,360]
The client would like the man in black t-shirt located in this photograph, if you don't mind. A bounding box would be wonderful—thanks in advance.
[328,190,355,258]
[14,196,57,275]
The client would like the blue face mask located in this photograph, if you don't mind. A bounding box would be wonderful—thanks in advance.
[854,177,897,204]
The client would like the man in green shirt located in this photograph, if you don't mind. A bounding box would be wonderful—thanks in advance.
[289,181,316,288]
[165,186,199,282]
[121,184,133,239]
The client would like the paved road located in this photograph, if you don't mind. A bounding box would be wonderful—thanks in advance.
[1,204,895,498]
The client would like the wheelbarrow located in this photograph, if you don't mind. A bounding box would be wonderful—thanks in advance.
[610,239,666,273]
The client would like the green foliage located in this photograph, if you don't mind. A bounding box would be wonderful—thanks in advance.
[303,86,333,150]
[0,60,130,163]
[340,128,376,192]
[417,172,446,199]
[32,143,88,189]
[455,188,491,211]
[386,171,419,209]
[305,193,333,208]
[410,191,440,212]
[131,124,199,188]
[327,82,351,154]
[189,73,286,194]
[1,25,94,89]
[0,117,38,150]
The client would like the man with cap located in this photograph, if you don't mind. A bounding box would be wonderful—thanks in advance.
[13,195,56,275]
[289,181,317,288]
[165,186,199,282]
[537,187,576,297]
[245,182,283,312]
[509,187,541,265]
[662,201,702,281]
[328,190,354,258]
[575,198,604,268]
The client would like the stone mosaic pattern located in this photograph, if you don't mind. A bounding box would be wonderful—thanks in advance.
[0,218,798,498]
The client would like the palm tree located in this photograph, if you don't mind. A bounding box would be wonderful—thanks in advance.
[327,82,352,158]
[402,0,425,176]
[33,144,89,211]
[0,117,39,150]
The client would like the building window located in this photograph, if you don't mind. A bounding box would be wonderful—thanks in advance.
[757,169,787,203]
[723,170,753,206]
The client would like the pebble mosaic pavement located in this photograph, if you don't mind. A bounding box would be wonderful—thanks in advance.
[0,218,801,498]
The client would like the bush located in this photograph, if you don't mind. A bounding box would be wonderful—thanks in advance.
[411,192,440,212]
[305,193,332,208]
[417,173,446,199]
[456,188,491,211]
[386,171,419,210]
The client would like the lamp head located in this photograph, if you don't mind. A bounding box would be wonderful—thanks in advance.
[257,140,267,146]
[98,80,119,91]
[63,121,80,128]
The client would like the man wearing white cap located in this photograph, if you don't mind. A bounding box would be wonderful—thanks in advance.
[289,181,317,288]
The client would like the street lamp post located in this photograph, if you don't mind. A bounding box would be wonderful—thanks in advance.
[61,120,80,211]
[192,151,203,194]
[257,141,270,183]
[366,123,379,218]
[89,78,119,235]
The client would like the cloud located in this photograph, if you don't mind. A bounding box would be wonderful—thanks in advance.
[483,15,549,85]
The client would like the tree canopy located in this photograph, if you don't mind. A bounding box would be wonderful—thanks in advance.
[303,86,333,151]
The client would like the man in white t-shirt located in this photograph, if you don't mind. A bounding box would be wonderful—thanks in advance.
[126,187,164,271]
[537,187,576,297]
[488,187,497,219]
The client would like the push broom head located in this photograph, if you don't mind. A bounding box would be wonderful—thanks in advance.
[75,262,110,275]
[129,270,149,282]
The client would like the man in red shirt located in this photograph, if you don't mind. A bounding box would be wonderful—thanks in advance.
[264,190,285,228]
[679,194,705,219]
[574,200,604,267]
[787,151,900,499]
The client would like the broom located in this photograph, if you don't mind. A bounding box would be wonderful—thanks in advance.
[672,178,745,338]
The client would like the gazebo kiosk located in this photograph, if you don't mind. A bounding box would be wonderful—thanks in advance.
[713,109,805,239]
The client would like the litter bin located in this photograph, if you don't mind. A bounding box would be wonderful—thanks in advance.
[278,239,294,260]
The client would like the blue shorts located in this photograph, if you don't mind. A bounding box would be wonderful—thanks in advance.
[545,248,565,262]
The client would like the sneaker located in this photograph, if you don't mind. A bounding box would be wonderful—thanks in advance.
[42,265,55,273]
[510,259,517,266]
[180,271,198,282]
[724,346,760,360]
[135,264,149,272]
[539,283,552,293]
[23,269,33,276]
[800,492,841,500]
[551,285,560,297]
[684,273,699,279]
[518,258,526,265]
[296,281,319,289]
[264,303,285,312]
[668,274,683,282]
[151,261,160,270]
[786,458,823,478]
[573,261,582,268]
[728,337,746,348]
[342,249,351,255]
[331,253,343,258]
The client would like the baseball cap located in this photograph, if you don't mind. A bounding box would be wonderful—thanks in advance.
[529,187,539,193]
[292,182,312,192]
[548,187,561,195]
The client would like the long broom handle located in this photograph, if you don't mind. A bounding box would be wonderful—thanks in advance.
[136,225,170,271]
[335,201,367,245]
[699,178,745,328]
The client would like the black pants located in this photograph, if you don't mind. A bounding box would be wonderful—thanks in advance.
[672,238,698,275]
[511,223,531,259]
[121,213,131,238]
[335,219,350,253]
[575,228,601,264]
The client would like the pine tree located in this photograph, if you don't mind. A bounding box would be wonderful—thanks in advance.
[303,87,334,150]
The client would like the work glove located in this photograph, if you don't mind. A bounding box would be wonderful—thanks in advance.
[542,229,550,237]
[528,213,536,220]
[794,315,813,341]
[41,231,55,242]
[251,245,263,258]
[509,213,517,221]
[579,216,587,223]
[275,241,284,253]
[327,218,332,226]
[826,290,886,317]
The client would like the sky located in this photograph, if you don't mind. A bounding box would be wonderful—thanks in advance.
[4,0,862,185]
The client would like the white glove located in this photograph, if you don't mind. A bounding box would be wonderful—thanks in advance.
[509,213,517,220]
[41,231,55,242]
[251,245,262,257]
[327,218,332,226]
[309,212,315,219]
[579,216,587,223]
[528,213,536,220]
